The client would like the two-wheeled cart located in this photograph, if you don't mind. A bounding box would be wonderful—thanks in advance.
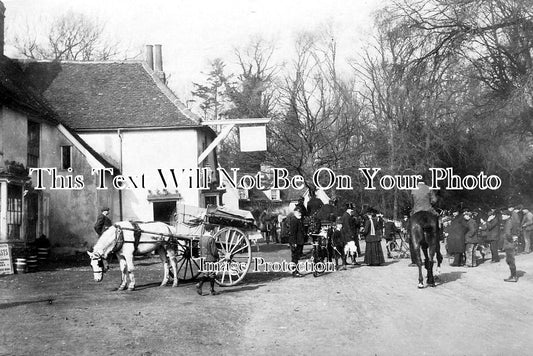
[169,204,255,286]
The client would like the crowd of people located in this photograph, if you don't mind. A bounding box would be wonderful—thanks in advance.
[443,205,533,282]
[262,183,531,283]
[276,192,401,277]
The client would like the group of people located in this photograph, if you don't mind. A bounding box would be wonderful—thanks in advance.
[282,195,398,277]
[444,205,533,282]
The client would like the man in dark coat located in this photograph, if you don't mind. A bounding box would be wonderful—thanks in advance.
[484,209,501,262]
[94,207,112,237]
[502,211,518,282]
[464,211,479,267]
[316,199,338,223]
[196,233,221,295]
[288,206,306,277]
[446,212,468,266]
[306,189,324,217]
[521,207,533,254]
[341,203,361,258]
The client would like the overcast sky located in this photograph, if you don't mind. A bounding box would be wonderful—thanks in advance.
[4,0,386,100]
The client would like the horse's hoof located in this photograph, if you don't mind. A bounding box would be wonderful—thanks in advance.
[172,284,179,288]
[117,286,126,291]
[429,283,436,287]
[127,287,135,291]
[417,283,424,289]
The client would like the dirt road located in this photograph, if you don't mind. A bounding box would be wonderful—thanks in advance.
[1,243,532,356]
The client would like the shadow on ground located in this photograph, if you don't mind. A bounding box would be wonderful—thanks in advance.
[435,271,466,285]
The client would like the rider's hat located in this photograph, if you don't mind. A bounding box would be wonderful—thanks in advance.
[101,207,110,212]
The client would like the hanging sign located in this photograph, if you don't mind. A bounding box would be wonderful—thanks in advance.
[239,126,267,152]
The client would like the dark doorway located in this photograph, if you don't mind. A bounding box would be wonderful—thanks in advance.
[25,192,39,242]
[153,201,176,224]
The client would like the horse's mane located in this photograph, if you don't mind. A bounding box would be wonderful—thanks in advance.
[93,224,119,258]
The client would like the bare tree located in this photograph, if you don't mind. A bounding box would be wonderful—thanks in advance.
[269,31,366,190]
[11,11,119,60]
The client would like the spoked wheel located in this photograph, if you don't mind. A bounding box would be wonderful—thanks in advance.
[173,239,202,283]
[213,227,252,286]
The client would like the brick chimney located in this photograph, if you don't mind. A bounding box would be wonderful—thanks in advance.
[0,1,5,56]
[153,44,166,83]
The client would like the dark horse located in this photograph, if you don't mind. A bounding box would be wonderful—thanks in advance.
[409,211,443,288]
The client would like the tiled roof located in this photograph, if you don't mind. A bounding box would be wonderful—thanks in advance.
[21,60,201,130]
[0,55,56,121]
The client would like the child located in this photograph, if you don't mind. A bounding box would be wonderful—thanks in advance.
[501,211,518,282]
[329,218,348,270]
[196,234,220,295]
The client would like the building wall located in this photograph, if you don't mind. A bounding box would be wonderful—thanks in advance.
[0,106,27,164]
[81,128,217,221]
[37,124,116,254]
[1,106,116,253]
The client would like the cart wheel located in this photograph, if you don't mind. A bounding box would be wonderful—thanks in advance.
[174,239,201,283]
[213,227,252,286]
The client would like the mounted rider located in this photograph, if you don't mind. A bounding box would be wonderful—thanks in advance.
[410,174,442,240]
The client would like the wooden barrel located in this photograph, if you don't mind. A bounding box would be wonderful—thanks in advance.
[27,256,38,272]
[15,258,27,274]
[37,248,49,263]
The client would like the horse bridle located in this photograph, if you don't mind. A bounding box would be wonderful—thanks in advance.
[89,253,108,276]
[90,225,123,276]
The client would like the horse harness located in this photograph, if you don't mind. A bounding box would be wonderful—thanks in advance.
[111,221,143,254]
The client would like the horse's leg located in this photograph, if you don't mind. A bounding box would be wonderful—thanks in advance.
[411,228,424,288]
[422,246,435,286]
[125,254,136,291]
[158,246,170,287]
[435,240,443,278]
[167,247,179,288]
[117,255,128,291]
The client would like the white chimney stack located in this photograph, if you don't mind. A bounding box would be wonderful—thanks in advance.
[154,44,166,83]
[145,45,154,70]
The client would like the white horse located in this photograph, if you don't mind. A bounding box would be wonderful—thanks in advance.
[87,221,179,291]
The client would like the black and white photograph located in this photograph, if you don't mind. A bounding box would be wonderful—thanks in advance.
[1,0,533,355]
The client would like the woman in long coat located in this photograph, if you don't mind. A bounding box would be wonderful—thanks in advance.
[362,210,385,266]
[446,213,468,266]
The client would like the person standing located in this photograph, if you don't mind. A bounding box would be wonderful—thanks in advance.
[196,233,220,295]
[464,211,479,267]
[384,218,400,259]
[94,207,112,237]
[362,208,385,266]
[341,203,360,263]
[288,206,306,277]
[485,209,501,262]
[502,211,518,282]
[510,206,522,252]
[329,217,348,270]
[521,207,533,254]
[446,212,468,266]
[306,188,324,217]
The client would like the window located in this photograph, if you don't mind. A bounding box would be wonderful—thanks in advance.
[204,195,218,207]
[27,121,40,168]
[271,189,280,201]
[7,184,23,240]
[238,189,249,200]
[61,146,72,170]
[153,201,176,224]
